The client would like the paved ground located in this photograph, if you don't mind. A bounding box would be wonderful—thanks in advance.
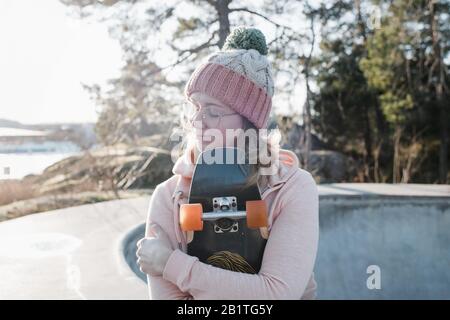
[0,197,150,299]
[0,183,449,299]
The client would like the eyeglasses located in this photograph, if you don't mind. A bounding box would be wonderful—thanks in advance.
[183,100,239,127]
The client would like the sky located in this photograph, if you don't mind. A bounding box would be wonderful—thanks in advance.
[0,0,123,124]
[0,0,310,125]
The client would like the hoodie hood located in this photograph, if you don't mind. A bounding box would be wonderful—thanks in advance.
[172,147,196,179]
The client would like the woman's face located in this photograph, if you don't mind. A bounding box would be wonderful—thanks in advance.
[188,92,244,151]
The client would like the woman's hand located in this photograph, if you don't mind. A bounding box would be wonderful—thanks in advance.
[136,224,174,276]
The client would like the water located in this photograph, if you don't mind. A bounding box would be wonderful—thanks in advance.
[0,152,80,180]
[0,133,82,180]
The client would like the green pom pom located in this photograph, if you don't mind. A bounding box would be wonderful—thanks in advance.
[223,26,268,55]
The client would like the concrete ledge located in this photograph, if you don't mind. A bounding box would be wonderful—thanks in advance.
[318,183,450,197]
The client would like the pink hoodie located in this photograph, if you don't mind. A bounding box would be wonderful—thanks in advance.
[144,148,319,300]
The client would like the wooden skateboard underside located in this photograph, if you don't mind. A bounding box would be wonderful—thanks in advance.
[186,148,267,273]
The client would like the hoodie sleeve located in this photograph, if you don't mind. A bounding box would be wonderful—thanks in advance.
[145,182,193,300]
[162,171,319,300]
[147,275,193,300]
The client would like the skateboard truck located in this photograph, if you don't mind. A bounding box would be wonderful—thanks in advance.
[180,198,268,234]
[213,196,237,212]
[211,197,240,233]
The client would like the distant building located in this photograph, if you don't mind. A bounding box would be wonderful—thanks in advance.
[0,127,80,153]
[0,127,48,138]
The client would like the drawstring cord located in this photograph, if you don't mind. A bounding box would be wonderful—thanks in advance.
[172,190,183,247]
[261,183,283,230]
[172,177,191,252]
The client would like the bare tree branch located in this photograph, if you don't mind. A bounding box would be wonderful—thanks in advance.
[229,7,296,32]
[161,30,219,72]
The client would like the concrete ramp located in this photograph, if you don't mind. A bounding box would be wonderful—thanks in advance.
[316,194,450,299]
[0,183,448,299]
[0,197,150,299]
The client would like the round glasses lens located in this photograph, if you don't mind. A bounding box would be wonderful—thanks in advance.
[203,108,221,126]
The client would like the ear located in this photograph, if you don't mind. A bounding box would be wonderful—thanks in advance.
[189,145,200,164]
[190,148,195,164]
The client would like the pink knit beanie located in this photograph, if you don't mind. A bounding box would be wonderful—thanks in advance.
[184,26,274,129]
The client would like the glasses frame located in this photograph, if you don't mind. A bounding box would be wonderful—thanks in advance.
[183,100,239,127]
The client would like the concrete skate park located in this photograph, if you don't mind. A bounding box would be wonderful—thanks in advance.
[0,183,449,299]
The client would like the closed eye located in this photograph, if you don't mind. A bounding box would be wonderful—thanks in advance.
[207,108,221,117]
[207,105,226,115]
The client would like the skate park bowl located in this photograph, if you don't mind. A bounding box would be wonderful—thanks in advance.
[124,184,450,299]
[1,183,448,299]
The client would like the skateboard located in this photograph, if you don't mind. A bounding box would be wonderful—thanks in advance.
[179,147,269,274]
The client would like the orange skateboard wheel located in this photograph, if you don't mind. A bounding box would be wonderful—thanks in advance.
[180,203,203,231]
[246,200,268,229]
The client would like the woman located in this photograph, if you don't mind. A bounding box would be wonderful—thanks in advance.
[136,26,319,300]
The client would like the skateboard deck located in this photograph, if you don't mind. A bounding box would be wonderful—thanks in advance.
[180,147,268,274]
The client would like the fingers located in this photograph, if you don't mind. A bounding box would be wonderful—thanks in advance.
[136,237,150,258]
[135,231,171,277]
[137,256,149,274]
[136,245,142,258]
[137,257,156,276]
[137,257,146,274]
[136,236,156,251]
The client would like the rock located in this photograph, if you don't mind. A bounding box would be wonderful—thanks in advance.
[270,116,358,183]
[299,150,358,183]
[23,136,176,196]
[274,118,326,151]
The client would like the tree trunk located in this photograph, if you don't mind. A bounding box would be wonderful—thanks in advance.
[429,0,448,183]
[215,0,231,48]
[354,0,367,41]
[362,105,373,181]
[356,0,373,181]
[302,13,316,171]
[303,79,312,170]
[393,126,402,183]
